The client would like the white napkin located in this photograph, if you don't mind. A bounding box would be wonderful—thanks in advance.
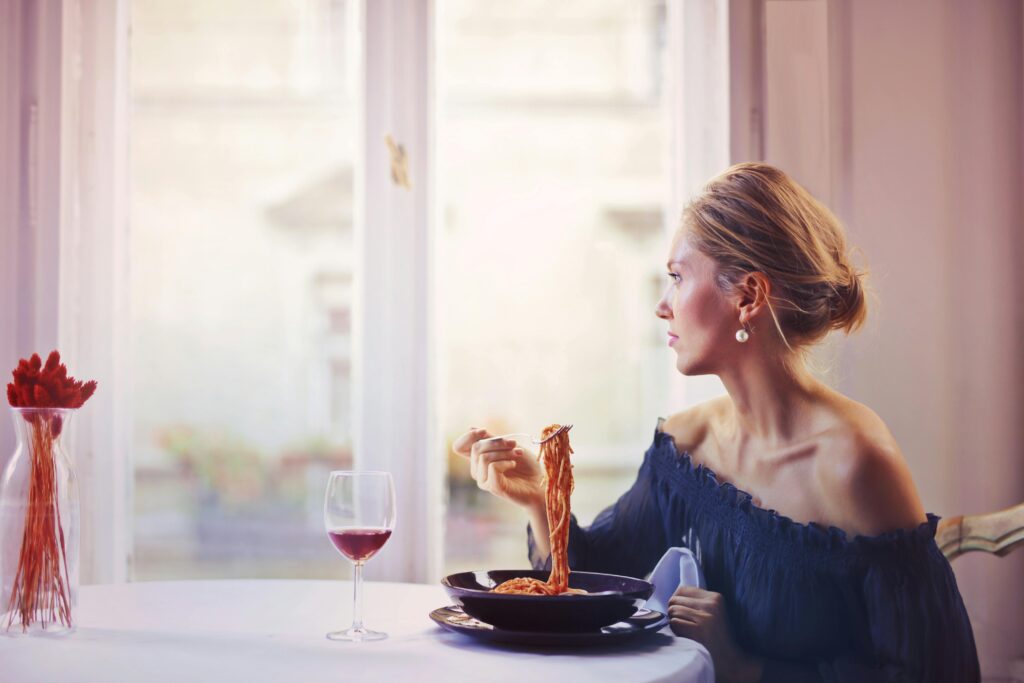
[644,547,705,614]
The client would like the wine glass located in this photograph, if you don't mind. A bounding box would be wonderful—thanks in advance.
[324,470,396,642]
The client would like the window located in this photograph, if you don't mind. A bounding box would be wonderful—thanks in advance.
[437,0,672,574]
[0,0,732,586]
[129,0,361,579]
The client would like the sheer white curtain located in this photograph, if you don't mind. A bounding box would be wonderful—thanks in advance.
[0,0,131,585]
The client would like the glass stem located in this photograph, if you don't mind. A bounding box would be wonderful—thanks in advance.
[351,561,364,632]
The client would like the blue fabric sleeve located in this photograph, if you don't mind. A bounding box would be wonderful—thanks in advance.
[526,452,670,579]
[759,543,980,683]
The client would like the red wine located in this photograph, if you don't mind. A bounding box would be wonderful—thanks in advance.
[328,527,392,562]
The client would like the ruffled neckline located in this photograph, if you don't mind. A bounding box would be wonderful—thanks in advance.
[650,424,939,557]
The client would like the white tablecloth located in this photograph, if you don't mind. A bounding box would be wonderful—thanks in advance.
[0,580,713,683]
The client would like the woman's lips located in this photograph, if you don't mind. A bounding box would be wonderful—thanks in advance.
[667,333,678,346]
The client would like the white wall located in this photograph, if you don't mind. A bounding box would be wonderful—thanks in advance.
[762,0,1024,677]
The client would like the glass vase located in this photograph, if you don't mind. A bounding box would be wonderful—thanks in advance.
[0,408,80,636]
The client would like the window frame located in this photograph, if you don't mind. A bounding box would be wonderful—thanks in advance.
[0,0,752,584]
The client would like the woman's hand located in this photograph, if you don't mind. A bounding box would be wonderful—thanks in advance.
[451,428,545,510]
[668,586,764,683]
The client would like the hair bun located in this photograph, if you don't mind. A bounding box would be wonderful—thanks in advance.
[829,265,867,334]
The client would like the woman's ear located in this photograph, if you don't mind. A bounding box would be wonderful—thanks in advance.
[735,272,772,325]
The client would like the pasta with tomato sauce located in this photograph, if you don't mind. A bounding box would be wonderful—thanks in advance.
[493,424,586,596]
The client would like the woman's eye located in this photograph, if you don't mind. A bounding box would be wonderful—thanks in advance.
[667,272,681,283]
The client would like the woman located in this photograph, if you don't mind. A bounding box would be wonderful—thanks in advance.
[452,163,979,682]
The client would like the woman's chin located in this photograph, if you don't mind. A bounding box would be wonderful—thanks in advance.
[675,353,712,377]
[674,355,696,376]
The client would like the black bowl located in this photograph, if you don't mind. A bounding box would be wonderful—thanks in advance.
[441,569,653,633]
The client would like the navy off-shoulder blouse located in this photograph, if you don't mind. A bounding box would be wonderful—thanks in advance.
[526,423,980,682]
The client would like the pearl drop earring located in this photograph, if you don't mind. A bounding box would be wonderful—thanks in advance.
[735,327,750,343]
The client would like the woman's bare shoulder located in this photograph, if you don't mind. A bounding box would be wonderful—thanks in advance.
[814,394,927,537]
[662,395,732,453]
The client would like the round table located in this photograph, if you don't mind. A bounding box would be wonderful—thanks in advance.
[0,580,714,682]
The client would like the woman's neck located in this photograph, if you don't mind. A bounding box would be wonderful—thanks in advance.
[716,348,824,452]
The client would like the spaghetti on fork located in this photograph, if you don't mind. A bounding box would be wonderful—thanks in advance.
[492,424,586,596]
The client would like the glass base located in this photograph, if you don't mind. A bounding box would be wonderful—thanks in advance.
[0,617,76,638]
[326,627,387,642]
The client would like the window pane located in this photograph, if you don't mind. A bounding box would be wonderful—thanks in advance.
[130,0,360,579]
[438,1,670,574]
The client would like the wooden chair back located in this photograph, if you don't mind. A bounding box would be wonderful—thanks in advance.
[936,502,1024,561]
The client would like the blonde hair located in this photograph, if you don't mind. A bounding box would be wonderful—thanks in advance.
[683,162,867,348]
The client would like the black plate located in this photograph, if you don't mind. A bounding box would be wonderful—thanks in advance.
[441,569,654,632]
[429,605,668,646]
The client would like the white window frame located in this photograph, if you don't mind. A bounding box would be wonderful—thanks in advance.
[355,0,442,583]
[0,0,758,585]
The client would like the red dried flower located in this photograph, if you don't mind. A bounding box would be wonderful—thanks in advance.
[6,351,97,409]
[43,351,59,373]
[4,350,86,632]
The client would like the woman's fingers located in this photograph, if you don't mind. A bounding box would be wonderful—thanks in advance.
[452,428,491,457]
[671,585,713,599]
[669,587,719,610]
[470,439,514,479]
[453,428,533,495]
[471,436,516,457]
[668,604,711,622]
[669,618,700,639]
[484,460,517,486]
[477,449,520,484]
[668,596,707,638]
[669,593,710,607]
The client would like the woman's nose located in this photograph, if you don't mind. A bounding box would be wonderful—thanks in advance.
[655,295,671,320]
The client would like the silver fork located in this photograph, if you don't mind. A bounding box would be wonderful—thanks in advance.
[484,424,573,446]
[684,527,703,571]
